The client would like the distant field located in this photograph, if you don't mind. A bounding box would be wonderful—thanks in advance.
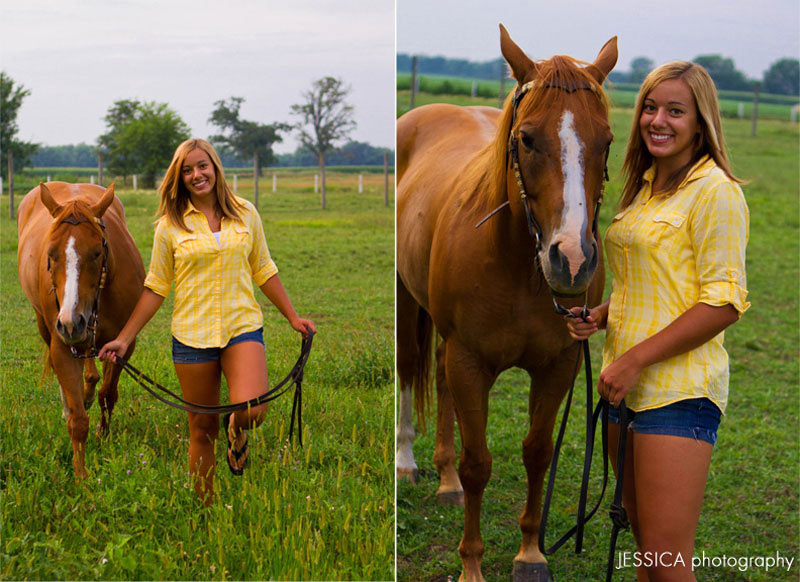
[397,73,800,121]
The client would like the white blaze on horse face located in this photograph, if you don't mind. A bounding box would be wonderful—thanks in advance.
[557,110,588,281]
[60,236,80,325]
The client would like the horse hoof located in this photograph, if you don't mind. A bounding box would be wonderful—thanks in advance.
[435,489,464,506]
[397,467,418,483]
[512,561,552,582]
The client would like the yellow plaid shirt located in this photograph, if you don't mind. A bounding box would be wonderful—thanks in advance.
[603,156,750,413]
[144,197,278,348]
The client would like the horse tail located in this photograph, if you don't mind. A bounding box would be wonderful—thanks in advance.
[411,307,435,432]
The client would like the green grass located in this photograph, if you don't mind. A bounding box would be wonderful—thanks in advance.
[0,174,395,580]
[396,99,799,581]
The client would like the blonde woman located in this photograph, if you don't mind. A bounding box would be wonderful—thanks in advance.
[99,138,315,505]
[564,62,749,581]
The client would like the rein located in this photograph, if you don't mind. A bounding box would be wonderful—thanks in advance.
[113,330,314,446]
[478,77,628,578]
[48,215,109,359]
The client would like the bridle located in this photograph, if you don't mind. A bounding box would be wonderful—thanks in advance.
[48,214,109,359]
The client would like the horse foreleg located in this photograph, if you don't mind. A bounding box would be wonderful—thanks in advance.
[434,342,463,505]
[396,383,418,482]
[83,359,99,410]
[445,339,493,582]
[50,343,90,478]
[513,353,577,582]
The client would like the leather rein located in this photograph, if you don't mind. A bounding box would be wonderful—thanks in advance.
[478,77,630,580]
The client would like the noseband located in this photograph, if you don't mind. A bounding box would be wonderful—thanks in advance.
[47,215,109,358]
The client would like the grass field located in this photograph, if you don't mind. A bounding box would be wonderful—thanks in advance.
[396,95,799,581]
[0,171,395,580]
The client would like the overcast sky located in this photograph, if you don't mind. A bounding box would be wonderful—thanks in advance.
[1,0,395,152]
[397,0,799,82]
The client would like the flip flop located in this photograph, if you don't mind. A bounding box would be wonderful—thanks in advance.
[222,412,248,476]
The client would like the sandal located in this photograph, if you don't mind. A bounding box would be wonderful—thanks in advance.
[222,412,248,476]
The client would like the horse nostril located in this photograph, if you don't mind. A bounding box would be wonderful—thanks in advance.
[75,313,87,334]
[548,242,567,270]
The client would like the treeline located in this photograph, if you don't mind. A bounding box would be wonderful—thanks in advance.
[32,140,393,169]
[397,53,800,96]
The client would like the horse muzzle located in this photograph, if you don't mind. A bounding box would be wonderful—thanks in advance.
[56,311,90,345]
[541,236,598,296]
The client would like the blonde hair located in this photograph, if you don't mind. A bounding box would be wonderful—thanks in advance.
[157,138,244,231]
[619,61,742,209]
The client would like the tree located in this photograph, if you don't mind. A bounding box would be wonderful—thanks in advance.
[98,100,190,187]
[692,55,751,91]
[209,97,284,208]
[1,72,39,180]
[763,58,799,96]
[630,57,655,84]
[290,77,357,209]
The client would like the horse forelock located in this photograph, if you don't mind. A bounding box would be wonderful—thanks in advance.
[47,199,105,241]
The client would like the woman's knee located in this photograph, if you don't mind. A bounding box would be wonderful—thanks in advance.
[188,412,220,440]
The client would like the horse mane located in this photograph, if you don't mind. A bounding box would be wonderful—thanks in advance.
[47,198,106,240]
[459,55,610,216]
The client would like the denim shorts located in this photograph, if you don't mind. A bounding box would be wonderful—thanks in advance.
[608,397,721,446]
[171,328,264,364]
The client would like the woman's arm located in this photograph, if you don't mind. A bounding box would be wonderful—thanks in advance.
[599,302,739,406]
[259,275,316,338]
[98,288,165,361]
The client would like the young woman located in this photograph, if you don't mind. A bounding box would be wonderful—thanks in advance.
[564,62,749,581]
[99,138,315,505]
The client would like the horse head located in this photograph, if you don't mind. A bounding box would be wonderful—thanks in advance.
[500,25,617,296]
[40,183,114,346]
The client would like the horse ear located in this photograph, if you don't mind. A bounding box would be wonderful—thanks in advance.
[587,36,618,84]
[39,183,63,217]
[91,184,116,218]
[500,24,538,85]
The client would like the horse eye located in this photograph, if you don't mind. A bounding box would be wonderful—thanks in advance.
[519,131,535,151]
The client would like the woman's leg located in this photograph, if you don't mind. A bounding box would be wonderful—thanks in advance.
[174,361,221,505]
[220,341,269,471]
[608,423,651,582]
[632,434,713,581]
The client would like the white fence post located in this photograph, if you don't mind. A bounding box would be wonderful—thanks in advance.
[133,175,138,190]
[47,175,51,182]
[90,175,95,185]
[359,174,363,193]
[272,173,277,193]
[737,102,745,118]
[233,174,238,192]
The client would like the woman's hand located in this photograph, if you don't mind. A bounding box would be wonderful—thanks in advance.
[290,317,316,339]
[98,337,130,363]
[597,350,644,407]
[563,305,605,341]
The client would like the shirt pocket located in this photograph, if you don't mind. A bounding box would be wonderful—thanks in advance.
[229,223,252,253]
[173,232,199,261]
[643,211,686,254]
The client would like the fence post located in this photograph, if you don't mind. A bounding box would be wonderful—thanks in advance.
[359,174,363,193]
[750,82,760,137]
[233,174,238,192]
[8,150,14,219]
[315,174,319,194]
[410,55,418,110]
[98,151,104,186]
[384,152,389,207]
[90,175,95,185]
[737,102,744,118]
[133,175,138,190]
[273,173,277,193]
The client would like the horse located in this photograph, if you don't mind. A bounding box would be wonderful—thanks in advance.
[396,25,617,582]
[17,182,145,478]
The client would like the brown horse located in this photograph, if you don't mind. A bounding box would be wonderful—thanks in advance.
[396,26,617,582]
[17,182,145,478]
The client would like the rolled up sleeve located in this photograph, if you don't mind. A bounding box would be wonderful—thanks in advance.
[143,218,174,298]
[247,206,278,287]
[692,180,750,315]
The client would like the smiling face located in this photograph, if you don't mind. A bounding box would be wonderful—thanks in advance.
[181,147,217,202]
[639,77,700,172]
